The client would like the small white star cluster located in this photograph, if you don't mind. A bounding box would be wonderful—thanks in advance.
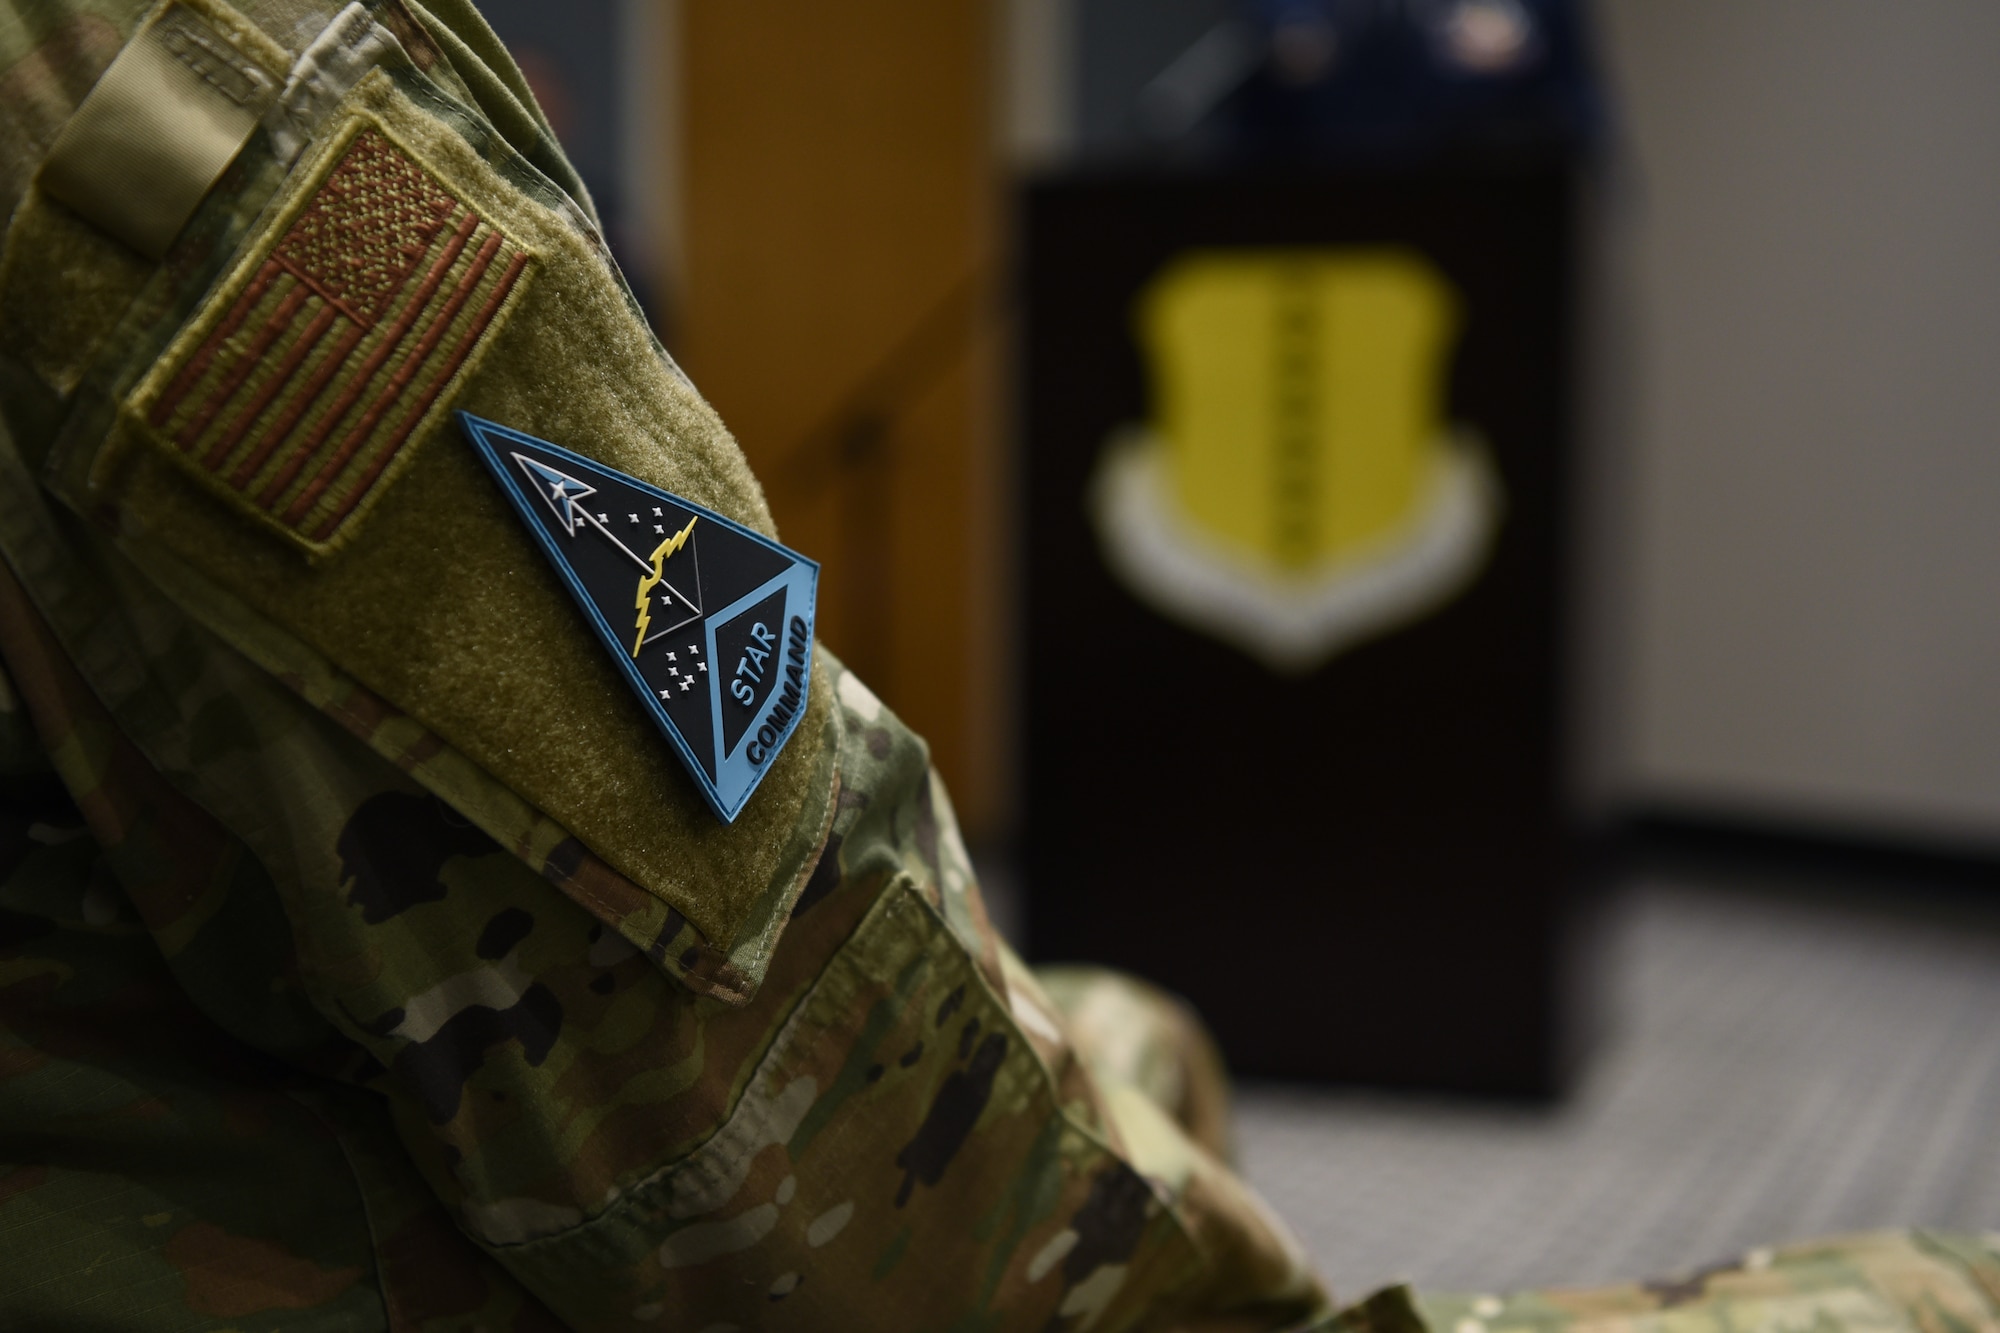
[655,644,706,699]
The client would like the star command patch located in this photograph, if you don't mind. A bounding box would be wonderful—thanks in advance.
[458,413,819,823]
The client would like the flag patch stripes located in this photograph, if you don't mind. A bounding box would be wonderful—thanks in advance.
[139,124,533,554]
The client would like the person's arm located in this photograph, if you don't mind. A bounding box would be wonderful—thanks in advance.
[0,1,1327,1326]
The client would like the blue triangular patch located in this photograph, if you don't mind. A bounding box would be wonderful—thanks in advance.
[457,412,819,823]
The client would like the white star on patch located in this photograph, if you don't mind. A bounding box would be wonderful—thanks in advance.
[629,513,640,524]
[666,651,677,662]
[697,661,707,673]
[678,677,693,691]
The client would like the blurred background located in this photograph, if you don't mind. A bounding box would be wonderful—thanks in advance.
[477,0,2000,1297]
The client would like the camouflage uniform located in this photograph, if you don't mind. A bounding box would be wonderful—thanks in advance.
[1405,1233,2000,1333]
[0,3,1993,1333]
[0,0,1319,1327]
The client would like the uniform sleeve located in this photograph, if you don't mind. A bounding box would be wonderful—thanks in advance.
[0,1,1331,1327]
[1407,1232,2000,1333]
[3,511,1324,1327]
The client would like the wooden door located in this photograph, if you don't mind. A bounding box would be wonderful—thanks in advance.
[675,1,1004,836]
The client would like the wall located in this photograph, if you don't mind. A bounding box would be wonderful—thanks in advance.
[1597,0,2000,846]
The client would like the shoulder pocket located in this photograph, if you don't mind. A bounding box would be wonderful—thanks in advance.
[57,67,838,1004]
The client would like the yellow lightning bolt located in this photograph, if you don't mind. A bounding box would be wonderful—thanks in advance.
[632,516,698,657]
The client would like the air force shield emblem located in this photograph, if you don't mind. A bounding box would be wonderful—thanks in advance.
[457,413,818,823]
[1090,249,1500,674]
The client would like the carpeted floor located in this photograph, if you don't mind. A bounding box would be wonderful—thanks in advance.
[1228,877,2000,1299]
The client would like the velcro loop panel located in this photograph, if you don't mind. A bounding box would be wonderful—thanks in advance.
[65,68,839,1000]
[37,0,289,259]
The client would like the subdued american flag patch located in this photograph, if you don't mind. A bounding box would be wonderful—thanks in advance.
[134,122,534,555]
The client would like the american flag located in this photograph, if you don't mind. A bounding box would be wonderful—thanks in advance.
[144,125,531,550]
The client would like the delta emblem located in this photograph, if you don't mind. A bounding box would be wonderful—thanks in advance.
[1090,248,1502,673]
[458,413,818,823]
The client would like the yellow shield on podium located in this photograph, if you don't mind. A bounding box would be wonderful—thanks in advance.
[1091,248,1501,672]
